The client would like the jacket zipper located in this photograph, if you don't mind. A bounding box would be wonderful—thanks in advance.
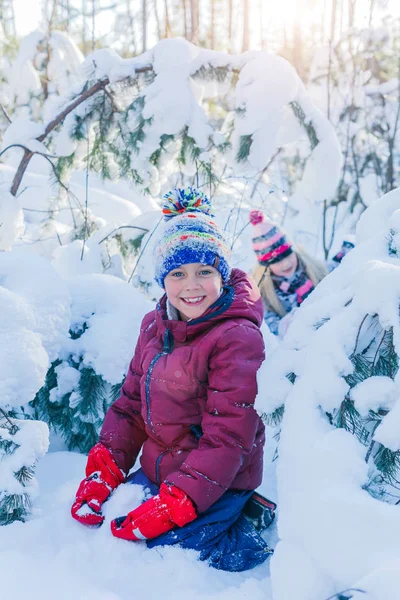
[144,329,174,483]
[155,449,170,485]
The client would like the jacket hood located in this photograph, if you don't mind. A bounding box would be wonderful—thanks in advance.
[155,268,263,343]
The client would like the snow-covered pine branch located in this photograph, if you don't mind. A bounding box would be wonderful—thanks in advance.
[1,38,342,255]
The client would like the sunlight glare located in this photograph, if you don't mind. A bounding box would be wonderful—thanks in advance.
[14,0,41,36]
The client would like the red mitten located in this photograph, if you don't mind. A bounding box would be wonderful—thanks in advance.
[85,442,125,488]
[71,443,125,527]
[110,483,197,541]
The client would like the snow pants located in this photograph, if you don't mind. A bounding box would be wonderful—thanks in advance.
[126,469,273,572]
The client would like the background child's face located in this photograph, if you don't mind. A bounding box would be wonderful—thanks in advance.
[269,252,298,278]
[164,263,222,321]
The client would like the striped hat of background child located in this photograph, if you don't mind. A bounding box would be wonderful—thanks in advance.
[153,187,232,288]
[249,210,293,267]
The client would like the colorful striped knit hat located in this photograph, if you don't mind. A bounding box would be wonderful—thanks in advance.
[249,210,293,267]
[153,187,232,288]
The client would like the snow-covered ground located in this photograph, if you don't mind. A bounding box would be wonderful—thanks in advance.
[0,444,277,600]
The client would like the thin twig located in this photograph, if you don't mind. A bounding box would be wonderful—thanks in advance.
[81,116,90,261]
[371,330,386,372]
[0,144,58,161]
[40,154,82,228]
[98,225,149,245]
[250,149,281,199]
[351,314,369,358]
[327,201,340,257]
[324,589,366,600]
[231,185,246,249]
[0,408,19,433]
[0,103,12,124]
[364,423,380,465]
[128,216,163,283]
[322,199,328,259]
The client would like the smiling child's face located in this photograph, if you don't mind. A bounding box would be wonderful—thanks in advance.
[164,262,222,321]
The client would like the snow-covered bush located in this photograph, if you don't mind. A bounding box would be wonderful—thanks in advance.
[0,417,49,525]
[0,250,70,524]
[32,273,154,453]
[257,188,400,599]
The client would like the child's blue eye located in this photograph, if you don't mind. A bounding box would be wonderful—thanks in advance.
[199,269,212,275]
[171,271,184,277]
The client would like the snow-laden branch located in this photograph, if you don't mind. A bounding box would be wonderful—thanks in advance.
[10,78,109,196]
[4,39,341,208]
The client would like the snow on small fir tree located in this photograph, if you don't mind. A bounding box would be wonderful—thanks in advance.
[0,414,49,525]
[31,273,154,453]
[256,188,400,600]
[0,251,70,524]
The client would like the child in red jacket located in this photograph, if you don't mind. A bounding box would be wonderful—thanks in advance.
[71,188,274,571]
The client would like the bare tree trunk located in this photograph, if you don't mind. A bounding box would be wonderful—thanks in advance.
[282,20,288,55]
[228,0,233,52]
[259,0,265,50]
[142,0,147,52]
[190,0,199,44]
[242,0,249,52]
[42,0,59,100]
[126,0,137,54]
[292,2,303,78]
[91,0,96,51]
[154,0,162,41]
[65,0,71,32]
[0,0,17,38]
[57,0,70,32]
[338,0,344,37]
[369,0,374,27]
[210,0,215,48]
[164,0,171,37]
[81,0,87,54]
[348,0,356,28]
[182,0,188,38]
[327,0,337,119]
[330,0,338,45]
[321,0,327,44]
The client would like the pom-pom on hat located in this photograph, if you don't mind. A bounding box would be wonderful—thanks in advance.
[153,187,232,288]
[249,209,293,267]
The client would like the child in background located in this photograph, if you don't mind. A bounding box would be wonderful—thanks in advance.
[71,188,273,572]
[250,210,327,336]
[249,210,354,336]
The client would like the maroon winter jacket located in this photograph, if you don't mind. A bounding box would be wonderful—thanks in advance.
[100,268,266,513]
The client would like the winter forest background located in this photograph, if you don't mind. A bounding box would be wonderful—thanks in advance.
[1,1,400,599]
